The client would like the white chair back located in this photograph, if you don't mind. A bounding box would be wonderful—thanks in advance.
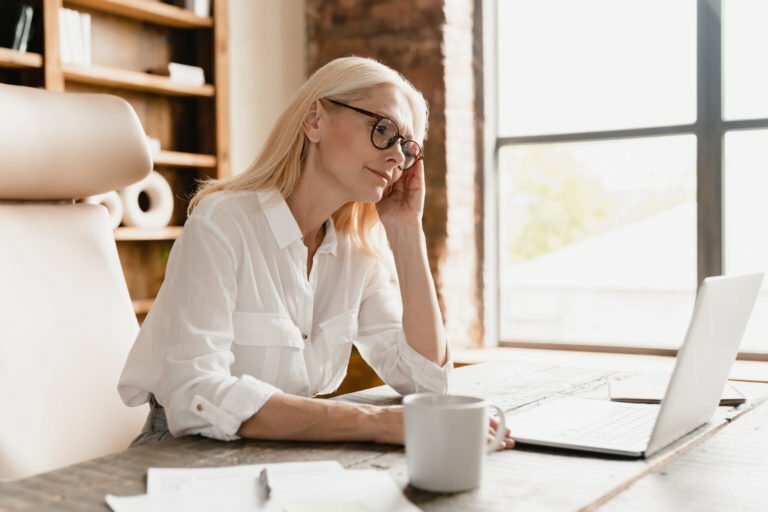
[0,84,152,480]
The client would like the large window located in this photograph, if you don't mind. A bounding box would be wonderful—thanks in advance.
[494,0,768,354]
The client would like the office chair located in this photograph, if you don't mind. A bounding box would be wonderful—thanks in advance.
[0,83,152,480]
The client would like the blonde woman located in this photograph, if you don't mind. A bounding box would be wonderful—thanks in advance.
[119,56,514,449]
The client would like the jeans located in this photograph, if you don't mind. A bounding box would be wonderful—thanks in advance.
[129,394,173,448]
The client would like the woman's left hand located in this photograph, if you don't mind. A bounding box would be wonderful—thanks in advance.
[375,159,425,229]
[488,416,516,451]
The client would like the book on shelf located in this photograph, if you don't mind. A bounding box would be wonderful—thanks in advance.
[0,2,35,53]
[146,62,205,87]
[59,8,91,66]
[185,0,211,18]
[161,0,211,18]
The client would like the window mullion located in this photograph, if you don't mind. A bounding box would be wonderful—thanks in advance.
[696,0,724,283]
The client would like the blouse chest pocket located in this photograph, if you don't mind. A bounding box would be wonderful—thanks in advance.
[231,312,306,388]
[318,309,358,346]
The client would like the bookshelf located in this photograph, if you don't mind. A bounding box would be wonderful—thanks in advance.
[0,47,43,68]
[63,63,216,96]
[0,0,230,319]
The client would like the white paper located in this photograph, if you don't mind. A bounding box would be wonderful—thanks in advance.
[147,460,344,494]
[609,375,745,404]
[107,461,420,512]
[107,484,259,512]
[272,470,420,512]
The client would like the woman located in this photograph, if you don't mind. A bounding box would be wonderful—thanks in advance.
[119,56,513,449]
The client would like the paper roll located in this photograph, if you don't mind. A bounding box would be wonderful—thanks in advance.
[119,171,174,229]
[83,191,123,230]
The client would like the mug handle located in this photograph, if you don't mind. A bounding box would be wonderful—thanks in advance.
[486,405,507,454]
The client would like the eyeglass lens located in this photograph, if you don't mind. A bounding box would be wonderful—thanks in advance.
[371,118,421,170]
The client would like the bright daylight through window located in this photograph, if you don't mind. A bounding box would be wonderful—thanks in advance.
[495,0,768,352]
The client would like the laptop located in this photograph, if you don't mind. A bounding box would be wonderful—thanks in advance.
[508,273,764,458]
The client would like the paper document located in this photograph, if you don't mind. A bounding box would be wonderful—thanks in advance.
[146,460,344,494]
[609,375,745,406]
[106,460,419,512]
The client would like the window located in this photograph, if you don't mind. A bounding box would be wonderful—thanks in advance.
[493,0,768,354]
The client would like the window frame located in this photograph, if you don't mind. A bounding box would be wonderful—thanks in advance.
[488,0,768,360]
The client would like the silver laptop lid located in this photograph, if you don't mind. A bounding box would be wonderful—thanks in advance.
[645,273,763,457]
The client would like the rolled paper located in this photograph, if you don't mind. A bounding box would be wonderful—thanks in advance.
[119,171,174,229]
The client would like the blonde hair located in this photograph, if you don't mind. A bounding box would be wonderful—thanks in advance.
[189,56,429,256]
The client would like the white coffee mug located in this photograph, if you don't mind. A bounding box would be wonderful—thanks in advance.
[403,393,506,493]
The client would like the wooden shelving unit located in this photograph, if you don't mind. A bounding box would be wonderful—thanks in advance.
[64,0,213,28]
[0,47,43,69]
[1,0,230,320]
[114,226,184,241]
[154,150,216,169]
[63,64,215,97]
[131,298,155,315]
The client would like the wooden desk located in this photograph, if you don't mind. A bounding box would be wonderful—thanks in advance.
[1,361,767,511]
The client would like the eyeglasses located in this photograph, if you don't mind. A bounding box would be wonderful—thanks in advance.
[326,99,423,171]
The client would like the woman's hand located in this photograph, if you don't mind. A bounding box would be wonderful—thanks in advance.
[375,159,425,229]
[371,406,514,450]
[487,416,515,451]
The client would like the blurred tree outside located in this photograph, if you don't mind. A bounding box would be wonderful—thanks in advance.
[501,144,695,267]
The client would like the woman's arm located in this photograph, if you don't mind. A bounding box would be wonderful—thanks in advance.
[376,159,448,367]
[236,394,403,444]
[384,223,447,366]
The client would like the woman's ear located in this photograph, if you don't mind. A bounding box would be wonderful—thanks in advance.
[303,100,324,143]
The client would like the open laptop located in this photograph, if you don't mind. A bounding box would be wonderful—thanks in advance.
[508,273,764,458]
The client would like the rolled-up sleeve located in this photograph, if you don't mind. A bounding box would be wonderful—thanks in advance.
[156,216,282,440]
[353,260,452,395]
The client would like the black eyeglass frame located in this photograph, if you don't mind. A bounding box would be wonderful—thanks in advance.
[325,99,423,171]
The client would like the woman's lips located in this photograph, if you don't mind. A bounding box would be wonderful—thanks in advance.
[365,166,389,183]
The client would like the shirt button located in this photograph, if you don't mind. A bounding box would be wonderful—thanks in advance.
[302,333,309,340]
[196,403,204,412]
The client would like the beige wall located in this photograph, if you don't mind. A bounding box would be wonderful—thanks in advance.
[228,0,306,175]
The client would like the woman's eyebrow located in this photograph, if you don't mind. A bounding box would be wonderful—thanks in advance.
[371,106,413,139]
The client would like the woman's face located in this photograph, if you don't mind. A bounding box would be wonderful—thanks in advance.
[310,85,419,203]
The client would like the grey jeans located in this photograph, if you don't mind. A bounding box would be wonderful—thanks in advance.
[129,394,173,448]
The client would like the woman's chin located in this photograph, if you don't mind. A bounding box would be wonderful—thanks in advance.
[358,186,385,204]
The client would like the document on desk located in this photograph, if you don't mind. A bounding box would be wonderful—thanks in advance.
[105,460,420,512]
[146,460,344,494]
[609,374,746,406]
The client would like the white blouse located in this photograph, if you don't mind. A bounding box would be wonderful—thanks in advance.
[118,189,452,441]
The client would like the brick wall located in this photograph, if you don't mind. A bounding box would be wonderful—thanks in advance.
[306,0,483,349]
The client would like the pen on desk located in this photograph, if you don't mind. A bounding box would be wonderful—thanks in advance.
[257,467,271,506]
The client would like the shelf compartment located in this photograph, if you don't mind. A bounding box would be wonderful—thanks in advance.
[64,0,213,29]
[154,150,217,169]
[115,226,183,241]
[0,47,43,69]
[63,64,215,97]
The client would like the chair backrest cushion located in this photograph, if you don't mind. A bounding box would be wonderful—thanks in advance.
[0,83,151,200]
[0,84,151,480]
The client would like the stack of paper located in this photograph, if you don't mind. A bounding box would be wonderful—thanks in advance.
[146,62,206,87]
[106,460,420,512]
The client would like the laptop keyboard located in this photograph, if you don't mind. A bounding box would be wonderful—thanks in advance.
[510,398,661,451]
[555,404,658,446]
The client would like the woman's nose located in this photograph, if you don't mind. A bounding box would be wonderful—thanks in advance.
[385,141,406,169]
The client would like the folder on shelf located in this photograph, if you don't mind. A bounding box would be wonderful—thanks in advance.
[0,2,34,52]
